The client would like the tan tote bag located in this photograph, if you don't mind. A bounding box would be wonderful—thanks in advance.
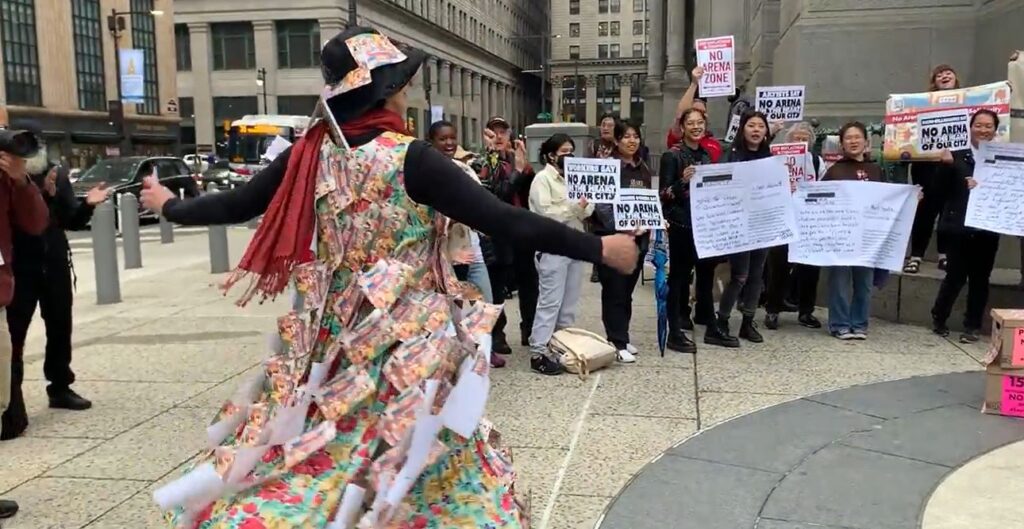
[549,328,618,379]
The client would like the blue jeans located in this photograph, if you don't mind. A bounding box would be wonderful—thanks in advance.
[466,262,494,303]
[826,266,873,334]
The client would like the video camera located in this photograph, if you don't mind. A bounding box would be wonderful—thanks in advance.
[0,129,40,157]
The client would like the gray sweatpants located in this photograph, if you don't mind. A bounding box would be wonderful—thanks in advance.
[530,252,585,353]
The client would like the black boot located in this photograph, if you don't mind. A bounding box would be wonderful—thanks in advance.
[739,315,764,343]
[764,313,780,330]
[47,386,92,411]
[667,331,697,354]
[704,315,740,348]
[1,360,28,441]
[0,499,18,519]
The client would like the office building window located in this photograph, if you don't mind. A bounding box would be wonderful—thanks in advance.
[130,0,160,115]
[633,0,644,12]
[632,20,643,35]
[179,96,195,118]
[597,74,620,116]
[610,43,620,58]
[277,95,319,115]
[569,46,580,60]
[569,23,579,37]
[645,20,650,33]
[561,75,586,123]
[0,0,41,106]
[611,0,621,13]
[569,0,579,15]
[175,24,191,71]
[71,0,106,111]
[277,20,321,69]
[598,22,608,37]
[610,21,619,36]
[598,44,608,59]
[632,42,643,57]
[212,22,256,70]
[598,0,608,13]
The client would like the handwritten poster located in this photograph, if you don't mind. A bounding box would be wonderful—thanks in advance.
[965,142,1024,236]
[756,86,806,122]
[696,36,735,98]
[916,109,970,153]
[1001,375,1024,418]
[690,157,798,259]
[614,188,664,230]
[564,157,620,203]
[771,142,814,184]
[789,181,918,272]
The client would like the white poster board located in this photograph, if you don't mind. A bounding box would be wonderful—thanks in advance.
[771,142,814,184]
[756,86,806,122]
[789,181,918,272]
[690,157,798,259]
[696,36,736,98]
[431,105,445,124]
[916,108,970,153]
[564,157,620,203]
[614,188,664,230]
[965,142,1024,236]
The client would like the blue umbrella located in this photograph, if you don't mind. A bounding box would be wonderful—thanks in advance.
[653,229,669,356]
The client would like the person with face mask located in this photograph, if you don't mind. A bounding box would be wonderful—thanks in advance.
[1,125,112,440]
[931,110,1002,344]
[528,134,594,375]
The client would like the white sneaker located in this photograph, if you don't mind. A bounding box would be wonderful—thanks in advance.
[626,344,639,355]
[851,331,867,340]
[834,331,857,340]
[617,349,637,364]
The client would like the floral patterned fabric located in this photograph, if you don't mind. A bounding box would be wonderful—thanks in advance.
[160,132,526,529]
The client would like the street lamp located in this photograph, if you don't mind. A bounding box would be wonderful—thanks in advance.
[107,8,162,156]
[256,68,269,115]
[513,33,560,122]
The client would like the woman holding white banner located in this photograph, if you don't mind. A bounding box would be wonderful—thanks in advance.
[711,111,774,347]
[930,109,1001,343]
[821,122,884,340]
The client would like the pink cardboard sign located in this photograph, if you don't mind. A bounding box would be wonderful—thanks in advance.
[1013,328,1024,365]
[1000,375,1024,417]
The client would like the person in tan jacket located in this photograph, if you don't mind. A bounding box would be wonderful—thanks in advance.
[527,133,594,375]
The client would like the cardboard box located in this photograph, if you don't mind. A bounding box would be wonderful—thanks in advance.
[985,309,1024,368]
[983,365,1024,417]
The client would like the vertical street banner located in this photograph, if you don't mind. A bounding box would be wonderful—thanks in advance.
[119,49,145,104]
[771,142,813,184]
[756,86,806,122]
[916,109,970,153]
[564,157,620,203]
[883,81,1011,161]
[696,36,735,98]
[614,188,665,230]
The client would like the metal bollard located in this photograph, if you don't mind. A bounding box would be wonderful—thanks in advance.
[159,214,174,243]
[120,194,142,269]
[91,201,122,304]
[114,193,124,233]
[207,188,231,274]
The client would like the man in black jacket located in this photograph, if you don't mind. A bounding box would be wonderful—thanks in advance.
[1,125,111,440]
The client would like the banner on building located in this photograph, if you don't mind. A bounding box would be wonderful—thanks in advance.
[756,85,806,122]
[696,36,735,98]
[883,81,1010,161]
[119,49,145,104]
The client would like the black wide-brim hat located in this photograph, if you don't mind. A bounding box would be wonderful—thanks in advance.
[321,26,427,123]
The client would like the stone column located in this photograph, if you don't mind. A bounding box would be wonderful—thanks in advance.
[439,60,451,101]
[188,23,215,150]
[585,75,598,125]
[253,21,278,114]
[472,73,482,126]
[647,0,666,82]
[450,64,461,120]
[664,0,687,83]
[551,77,563,122]
[423,57,437,105]
[619,74,632,119]
[487,78,497,119]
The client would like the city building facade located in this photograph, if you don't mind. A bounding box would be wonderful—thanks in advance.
[548,0,649,125]
[0,0,180,168]
[643,0,1024,157]
[175,0,548,155]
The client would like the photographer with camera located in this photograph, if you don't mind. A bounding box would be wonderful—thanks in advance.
[0,126,51,520]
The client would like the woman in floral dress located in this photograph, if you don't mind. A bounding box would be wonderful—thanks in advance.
[141,26,639,529]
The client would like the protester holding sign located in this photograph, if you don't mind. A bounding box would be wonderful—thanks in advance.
[666,66,724,162]
[931,110,1004,343]
[708,111,774,348]
[659,108,713,354]
[593,121,652,363]
[821,122,884,340]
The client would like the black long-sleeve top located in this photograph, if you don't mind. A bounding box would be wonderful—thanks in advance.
[937,150,980,234]
[659,144,711,229]
[162,134,603,264]
[13,164,95,270]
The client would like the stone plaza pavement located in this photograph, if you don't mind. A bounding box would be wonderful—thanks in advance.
[0,230,989,528]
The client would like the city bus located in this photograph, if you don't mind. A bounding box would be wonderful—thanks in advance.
[226,114,309,176]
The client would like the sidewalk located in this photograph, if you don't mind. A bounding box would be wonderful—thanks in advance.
[0,230,986,529]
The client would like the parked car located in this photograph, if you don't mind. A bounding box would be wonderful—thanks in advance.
[72,156,200,223]
[182,153,211,173]
[198,161,247,191]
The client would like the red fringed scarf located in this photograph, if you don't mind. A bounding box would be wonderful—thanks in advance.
[224,108,409,305]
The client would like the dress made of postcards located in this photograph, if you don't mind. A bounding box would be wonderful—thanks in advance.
[156,132,528,529]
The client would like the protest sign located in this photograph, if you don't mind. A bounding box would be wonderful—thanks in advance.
[771,142,814,184]
[690,157,798,259]
[965,142,1024,237]
[756,85,805,122]
[789,181,917,272]
[564,157,620,203]
[696,36,735,98]
[916,109,970,153]
[724,114,741,143]
[614,188,664,231]
[883,81,1010,161]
